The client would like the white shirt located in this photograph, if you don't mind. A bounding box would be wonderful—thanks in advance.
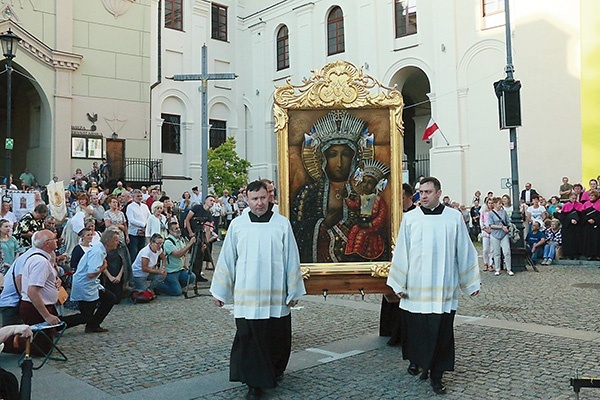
[20,249,58,305]
[126,201,150,235]
[132,245,162,278]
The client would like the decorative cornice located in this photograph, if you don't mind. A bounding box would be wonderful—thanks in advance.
[0,20,82,71]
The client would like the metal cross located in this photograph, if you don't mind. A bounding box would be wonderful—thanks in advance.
[168,44,237,199]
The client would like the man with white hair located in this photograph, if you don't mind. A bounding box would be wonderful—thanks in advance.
[19,230,62,355]
[127,189,150,260]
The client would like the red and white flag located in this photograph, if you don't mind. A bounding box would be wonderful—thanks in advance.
[422,118,440,141]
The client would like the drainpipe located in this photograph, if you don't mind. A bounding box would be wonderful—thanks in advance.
[149,0,162,165]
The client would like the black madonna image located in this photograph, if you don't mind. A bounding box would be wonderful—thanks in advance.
[290,110,391,264]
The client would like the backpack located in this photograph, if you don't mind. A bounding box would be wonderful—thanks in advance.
[0,367,19,400]
[131,290,154,304]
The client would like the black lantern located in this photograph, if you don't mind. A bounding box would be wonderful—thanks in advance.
[0,28,20,59]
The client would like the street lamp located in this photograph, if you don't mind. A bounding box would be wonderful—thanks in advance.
[493,1,527,270]
[0,28,20,186]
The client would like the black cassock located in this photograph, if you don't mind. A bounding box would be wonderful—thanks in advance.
[558,209,582,258]
[581,204,600,258]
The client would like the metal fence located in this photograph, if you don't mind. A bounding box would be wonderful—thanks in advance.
[124,158,163,185]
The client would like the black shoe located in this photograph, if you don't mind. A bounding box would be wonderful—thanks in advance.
[85,326,109,333]
[197,276,208,282]
[246,386,262,400]
[407,363,420,376]
[276,372,285,382]
[431,378,447,395]
[419,370,429,381]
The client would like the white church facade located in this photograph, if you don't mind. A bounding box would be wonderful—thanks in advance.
[0,1,589,204]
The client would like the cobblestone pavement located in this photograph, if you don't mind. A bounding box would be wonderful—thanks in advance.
[2,249,599,399]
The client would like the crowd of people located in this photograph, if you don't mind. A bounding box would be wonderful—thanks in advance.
[411,175,600,272]
[0,164,597,397]
[0,165,274,359]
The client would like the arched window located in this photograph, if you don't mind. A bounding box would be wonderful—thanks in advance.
[276,25,290,71]
[327,6,345,55]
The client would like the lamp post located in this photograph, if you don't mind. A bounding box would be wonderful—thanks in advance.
[0,28,20,186]
[493,1,527,270]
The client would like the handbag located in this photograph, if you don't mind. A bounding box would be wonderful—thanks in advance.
[492,210,520,243]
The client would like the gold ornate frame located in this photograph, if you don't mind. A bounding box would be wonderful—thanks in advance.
[273,60,404,295]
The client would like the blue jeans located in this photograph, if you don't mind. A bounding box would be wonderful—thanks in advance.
[133,274,165,292]
[527,244,545,261]
[128,235,146,261]
[155,270,196,296]
[543,243,558,260]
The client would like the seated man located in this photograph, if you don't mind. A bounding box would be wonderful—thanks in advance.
[155,222,196,296]
[525,221,545,263]
[61,229,120,333]
[18,230,62,356]
[131,233,167,294]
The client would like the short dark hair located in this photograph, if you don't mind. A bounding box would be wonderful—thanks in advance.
[34,204,48,214]
[192,186,199,191]
[420,177,441,191]
[204,195,215,203]
[402,183,414,197]
[247,180,268,193]
[150,233,163,243]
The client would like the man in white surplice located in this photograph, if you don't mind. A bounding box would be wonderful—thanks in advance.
[387,177,480,395]
[210,180,305,400]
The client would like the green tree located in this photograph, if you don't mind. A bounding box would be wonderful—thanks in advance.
[207,137,252,195]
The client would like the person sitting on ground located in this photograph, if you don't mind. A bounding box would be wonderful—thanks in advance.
[154,222,196,296]
[131,233,167,295]
[541,219,562,265]
[61,229,120,333]
[525,221,545,264]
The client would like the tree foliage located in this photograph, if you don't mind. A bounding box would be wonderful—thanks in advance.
[207,138,251,195]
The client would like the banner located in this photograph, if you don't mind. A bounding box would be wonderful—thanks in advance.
[11,192,35,221]
[47,181,67,221]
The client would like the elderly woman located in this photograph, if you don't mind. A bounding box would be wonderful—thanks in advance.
[146,201,167,242]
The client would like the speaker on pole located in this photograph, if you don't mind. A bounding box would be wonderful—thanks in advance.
[494,79,522,129]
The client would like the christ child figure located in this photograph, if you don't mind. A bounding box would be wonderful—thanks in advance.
[345,160,390,260]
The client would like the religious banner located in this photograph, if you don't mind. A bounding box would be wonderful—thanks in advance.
[11,191,35,221]
[47,181,67,221]
[273,60,404,295]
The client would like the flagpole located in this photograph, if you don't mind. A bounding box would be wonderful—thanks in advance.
[435,127,451,146]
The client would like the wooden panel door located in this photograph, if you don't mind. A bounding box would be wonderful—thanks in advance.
[106,139,125,182]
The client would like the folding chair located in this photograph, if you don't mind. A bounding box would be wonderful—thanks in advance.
[18,322,68,370]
